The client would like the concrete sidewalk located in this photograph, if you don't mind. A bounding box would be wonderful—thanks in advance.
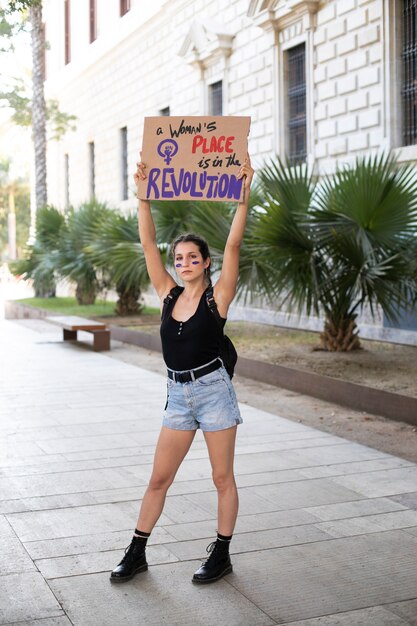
[1,319,417,626]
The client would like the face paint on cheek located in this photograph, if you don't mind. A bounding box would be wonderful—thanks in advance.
[191,261,200,265]
[175,263,182,268]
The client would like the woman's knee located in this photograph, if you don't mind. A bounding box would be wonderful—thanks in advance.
[148,473,174,492]
[212,472,236,493]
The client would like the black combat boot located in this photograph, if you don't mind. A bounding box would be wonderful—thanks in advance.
[192,537,232,584]
[110,536,148,583]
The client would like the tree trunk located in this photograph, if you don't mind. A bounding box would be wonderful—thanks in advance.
[115,285,142,316]
[320,316,362,351]
[30,4,47,210]
[75,282,97,305]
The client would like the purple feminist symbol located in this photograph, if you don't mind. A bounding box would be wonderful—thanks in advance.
[157,139,179,165]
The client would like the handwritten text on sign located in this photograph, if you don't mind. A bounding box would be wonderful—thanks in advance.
[138,116,251,202]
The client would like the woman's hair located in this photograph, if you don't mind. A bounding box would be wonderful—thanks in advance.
[170,233,212,285]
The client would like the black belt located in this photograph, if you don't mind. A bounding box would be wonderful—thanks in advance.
[167,358,222,383]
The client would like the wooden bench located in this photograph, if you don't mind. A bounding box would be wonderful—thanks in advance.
[47,316,111,351]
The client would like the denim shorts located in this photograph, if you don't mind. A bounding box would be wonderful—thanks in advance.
[163,365,242,432]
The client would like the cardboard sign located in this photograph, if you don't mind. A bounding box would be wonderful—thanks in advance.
[138,116,251,202]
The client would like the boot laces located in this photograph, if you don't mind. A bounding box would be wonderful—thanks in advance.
[201,541,218,566]
[120,538,143,565]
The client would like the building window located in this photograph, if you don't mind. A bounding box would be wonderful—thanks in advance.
[208,81,223,115]
[159,106,170,116]
[64,154,70,207]
[120,0,131,17]
[89,0,97,43]
[402,0,417,146]
[286,43,307,163]
[120,127,128,201]
[64,0,71,65]
[88,141,95,199]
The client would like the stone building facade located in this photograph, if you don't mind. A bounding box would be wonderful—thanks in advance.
[42,0,417,339]
[43,0,415,208]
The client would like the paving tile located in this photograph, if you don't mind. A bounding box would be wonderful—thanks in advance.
[1,618,72,626]
[184,485,280,517]
[0,492,107,515]
[0,515,37,575]
[233,435,346,455]
[36,544,178,579]
[390,492,417,510]
[0,572,63,624]
[298,456,413,479]
[236,468,309,486]
[238,479,362,511]
[49,564,275,626]
[0,533,37,576]
[161,493,215,523]
[24,527,175,560]
[333,467,417,497]
[165,509,319,541]
[7,501,171,542]
[384,598,417,625]
[165,524,331,561]
[0,466,148,500]
[280,605,411,625]
[304,497,407,521]
[227,530,417,623]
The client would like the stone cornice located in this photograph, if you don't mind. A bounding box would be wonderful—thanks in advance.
[178,19,235,69]
[247,0,321,32]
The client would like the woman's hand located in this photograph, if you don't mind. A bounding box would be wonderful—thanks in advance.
[237,153,254,192]
[134,159,147,189]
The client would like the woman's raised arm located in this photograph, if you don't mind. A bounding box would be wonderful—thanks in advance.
[135,162,176,300]
[213,155,254,317]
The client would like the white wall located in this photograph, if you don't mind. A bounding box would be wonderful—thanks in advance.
[43,0,398,210]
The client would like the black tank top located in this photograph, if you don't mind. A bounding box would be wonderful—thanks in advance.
[160,288,226,371]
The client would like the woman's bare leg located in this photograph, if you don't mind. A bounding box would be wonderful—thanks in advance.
[203,426,238,535]
[136,426,196,532]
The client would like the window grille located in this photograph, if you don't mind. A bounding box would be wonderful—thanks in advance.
[287,44,307,163]
[120,0,131,17]
[209,81,223,116]
[121,127,128,201]
[89,0,97,43]
[89,141,95,199]
[64,0,71,64]
[402,0,417,145]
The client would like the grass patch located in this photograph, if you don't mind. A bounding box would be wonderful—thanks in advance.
[17,297,159,317]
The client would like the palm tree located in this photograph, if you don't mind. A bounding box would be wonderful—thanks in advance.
[253,155,417,351]
[29,2,46,210]
[151,182,271,300]
[89,211,150,315]
[10,204,64,296]
[57,201,113,305]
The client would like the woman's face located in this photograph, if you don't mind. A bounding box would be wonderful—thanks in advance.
[173,242,210,282]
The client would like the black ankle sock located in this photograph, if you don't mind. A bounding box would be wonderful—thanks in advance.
[133,529,151,543]
[217,532,232,542]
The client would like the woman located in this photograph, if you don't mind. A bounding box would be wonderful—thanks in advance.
[110,154,254,585]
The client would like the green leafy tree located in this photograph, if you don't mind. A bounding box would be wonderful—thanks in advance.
[253,155,417,351]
